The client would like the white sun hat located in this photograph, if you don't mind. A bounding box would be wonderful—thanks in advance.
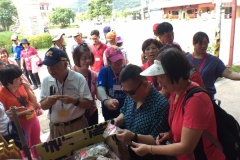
[140,60,165,76]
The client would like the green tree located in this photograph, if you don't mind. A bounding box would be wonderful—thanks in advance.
[49,7,76,28]
[76,12,87,21]
[87,0,113,20]
[0,0,17,31]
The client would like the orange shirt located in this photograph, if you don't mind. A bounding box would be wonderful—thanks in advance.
[0,85,36,123]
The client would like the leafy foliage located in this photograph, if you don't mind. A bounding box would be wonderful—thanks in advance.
[87,0,113,20]
[49,7,76,28]
[27,34,52,50]
[76,12,87,21]
[71,0,141,12]
[0,0,17,31]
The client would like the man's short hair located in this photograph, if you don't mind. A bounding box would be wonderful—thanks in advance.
[90,30,100,36]
[119,65,146,83]
[0,64,22,86]
[156,22,173,36]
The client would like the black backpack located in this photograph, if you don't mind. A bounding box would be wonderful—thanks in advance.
[183,87,240,160]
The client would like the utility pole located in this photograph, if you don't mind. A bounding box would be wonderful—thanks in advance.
[227,0,237,67]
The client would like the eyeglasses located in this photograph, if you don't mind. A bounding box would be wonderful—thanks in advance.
[122,82,143,96]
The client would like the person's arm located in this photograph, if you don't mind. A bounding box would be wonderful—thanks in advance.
[40,95,59,110]
[222,68,240,80]
[97,86,108,101]
[131,127,203,156]
[22,84,37,103]
[6,108,34,117]
[116,129,157,145]
[20,56,24,69]
[114,113,124,126]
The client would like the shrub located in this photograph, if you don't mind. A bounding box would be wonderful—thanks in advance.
[27,34,52,50]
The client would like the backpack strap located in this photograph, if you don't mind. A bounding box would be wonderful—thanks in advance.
[182,86,207,114]
[203,130,223,151]
[189,67,198,76]
[182,86,223,151]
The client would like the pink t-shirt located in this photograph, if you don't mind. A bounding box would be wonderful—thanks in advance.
[169,82,225,160]
[72,66,97,116]
[20,46,37,71]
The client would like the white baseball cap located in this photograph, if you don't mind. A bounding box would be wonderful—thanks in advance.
[140,60,165,76]
[11,35,18,40]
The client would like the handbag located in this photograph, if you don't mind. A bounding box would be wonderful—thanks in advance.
[5,121,28,150]
[31,56,42,74]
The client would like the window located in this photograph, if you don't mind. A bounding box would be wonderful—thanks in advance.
[187,10,193,14]
[172,11,179,15]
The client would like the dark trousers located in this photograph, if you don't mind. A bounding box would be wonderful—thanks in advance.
[15,59,21,68]
[88,109,98,126]
[27,70,41,86]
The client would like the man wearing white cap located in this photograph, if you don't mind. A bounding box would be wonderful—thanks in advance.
[11,35,22,68]
[71,31,88,54]
[51,32,72,68]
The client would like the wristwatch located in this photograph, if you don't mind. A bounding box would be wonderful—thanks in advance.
[131,133,138,142]
[74,98,80,106]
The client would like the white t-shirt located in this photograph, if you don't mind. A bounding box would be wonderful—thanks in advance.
[40,69,93,123]
[0,102,10,136]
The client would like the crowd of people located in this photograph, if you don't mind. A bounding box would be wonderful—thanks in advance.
[0,22,240,160]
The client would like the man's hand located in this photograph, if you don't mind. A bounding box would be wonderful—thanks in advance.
[58,95,77,105]
[116,129,134,143]
[105,99,119,110]
[46,95,59,106]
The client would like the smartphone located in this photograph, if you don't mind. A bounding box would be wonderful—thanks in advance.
[50,85,56,95]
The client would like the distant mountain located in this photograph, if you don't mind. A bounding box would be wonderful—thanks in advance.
[68,0,141,12]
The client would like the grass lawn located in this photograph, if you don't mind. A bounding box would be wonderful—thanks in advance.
[229,65,240,72]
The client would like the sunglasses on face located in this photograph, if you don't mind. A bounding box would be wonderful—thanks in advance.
[122,82,143,96]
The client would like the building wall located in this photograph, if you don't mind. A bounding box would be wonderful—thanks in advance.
[237,6,240,18]
[12,0,42,35]
[220,18,240,65]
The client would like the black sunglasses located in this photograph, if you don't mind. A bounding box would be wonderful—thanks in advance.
[122,82,143,96]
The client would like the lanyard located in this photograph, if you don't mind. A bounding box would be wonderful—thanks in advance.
[6,87,26,107]
[110,67,120,83]
[192,53,208,72]
[55,72,68,106]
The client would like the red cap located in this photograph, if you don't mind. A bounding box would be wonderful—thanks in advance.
[153,23,159,31]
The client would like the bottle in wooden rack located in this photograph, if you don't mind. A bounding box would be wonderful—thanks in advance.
[0,142,10,156]
[8,144,22,159]
[9,139,21,153]
[0,147,9,159]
